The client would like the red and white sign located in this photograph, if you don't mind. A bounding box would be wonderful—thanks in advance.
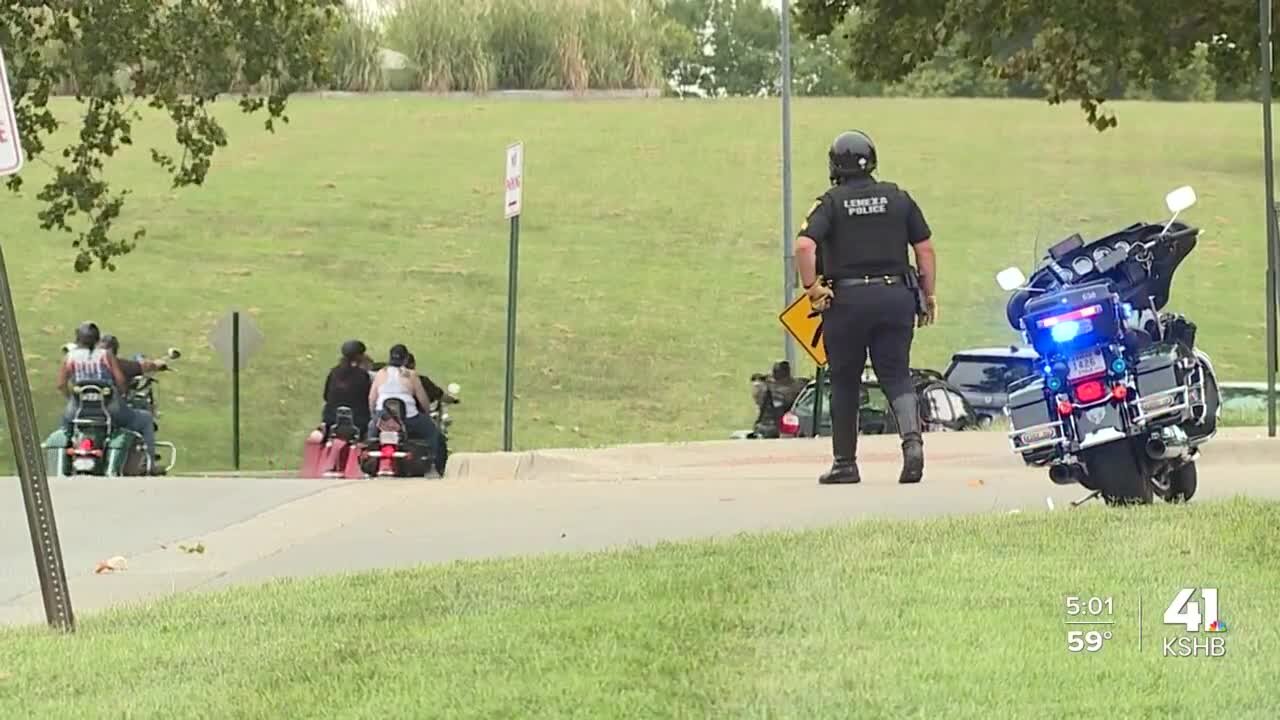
[504,142,523,219]
[0,47,22,177]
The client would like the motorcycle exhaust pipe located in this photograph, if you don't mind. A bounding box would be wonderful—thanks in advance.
[1049,463,1083,486]
[1146,435,1182,456]
[1146,432,1188,460]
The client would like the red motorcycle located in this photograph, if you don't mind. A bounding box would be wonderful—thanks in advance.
[359,398,434,477]
[300,406,366,479]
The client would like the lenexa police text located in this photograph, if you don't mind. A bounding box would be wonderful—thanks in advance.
[844,197,888,215]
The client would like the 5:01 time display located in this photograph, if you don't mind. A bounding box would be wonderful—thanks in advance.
[1065,596,1113,615]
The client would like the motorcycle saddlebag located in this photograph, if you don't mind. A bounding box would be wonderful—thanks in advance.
[1132,343,1187,426]
[106,429,145,476]
[1006,378,1061,457]
[41,429,70,478]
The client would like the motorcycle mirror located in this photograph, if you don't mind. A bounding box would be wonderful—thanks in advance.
[166,347,182,360]
[447,382,461,396]
[996,267,1027,292]
[1165,185,1197,215]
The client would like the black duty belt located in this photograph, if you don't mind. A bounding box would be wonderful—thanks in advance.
[832,275,907,288]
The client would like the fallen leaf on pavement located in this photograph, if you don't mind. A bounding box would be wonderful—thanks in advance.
[178,542,206,555]
[967,479,985,488]
[94,556,127,574]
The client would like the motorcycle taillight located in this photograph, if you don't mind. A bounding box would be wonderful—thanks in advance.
[380,445,396,458]
[79,438,94,451]
[1073,380,1106,404]
[779,412,800,435]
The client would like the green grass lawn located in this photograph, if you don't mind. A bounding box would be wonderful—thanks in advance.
[0,96,1274,471]
[1,497,1275,718]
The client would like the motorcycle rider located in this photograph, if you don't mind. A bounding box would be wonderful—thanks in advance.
[750,360,808,436]
[99,334,168,385]
[323,339,373,432]
[367,344,441,448]
[56,322,163,474]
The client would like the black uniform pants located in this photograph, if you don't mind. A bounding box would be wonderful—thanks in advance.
[822,281,917,460]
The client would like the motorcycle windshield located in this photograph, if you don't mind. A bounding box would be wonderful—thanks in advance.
[1007,220,1198,330]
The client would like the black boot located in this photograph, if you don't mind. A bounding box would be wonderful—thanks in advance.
[890,394,924,483]
[819,458,861,484]
[821,381,862,484]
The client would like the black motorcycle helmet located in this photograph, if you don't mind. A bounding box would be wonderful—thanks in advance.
[75,321,101,349]
[771,360,792,380]
[100,334,119,355]
[828,130,877,182]
[340,339,367,363]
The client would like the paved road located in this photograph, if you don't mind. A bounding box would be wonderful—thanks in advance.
[3,429,1276,626]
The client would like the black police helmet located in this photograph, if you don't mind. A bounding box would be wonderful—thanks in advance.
[340,339,367,362]
[828,130,877,180]
[388,343,409,367]
[75,322,101,348]
[100,334,119,355]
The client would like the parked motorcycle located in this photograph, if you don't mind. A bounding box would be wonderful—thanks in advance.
[44,346,182,477]
[996,186,1219,505]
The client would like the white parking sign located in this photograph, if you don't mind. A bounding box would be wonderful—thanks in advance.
[0,47,22,177]
[504,142,523,219]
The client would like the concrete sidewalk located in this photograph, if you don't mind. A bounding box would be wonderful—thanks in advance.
[3,429,1276,627]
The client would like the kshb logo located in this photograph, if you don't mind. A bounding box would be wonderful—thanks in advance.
[1162,587,1227,658]
[1163,587,1225,632]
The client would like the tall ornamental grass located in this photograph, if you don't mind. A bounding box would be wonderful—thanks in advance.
[326,4,387,91]
[385,0,663,92]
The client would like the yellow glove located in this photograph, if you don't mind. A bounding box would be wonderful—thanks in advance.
[918,295,938,327]
[805,278,834,312]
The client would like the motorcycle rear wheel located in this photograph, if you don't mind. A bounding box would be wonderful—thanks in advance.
[1161,462,1197,503]
[1083,441,1154,506]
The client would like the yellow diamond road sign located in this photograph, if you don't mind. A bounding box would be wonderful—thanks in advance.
[779,295,826,367]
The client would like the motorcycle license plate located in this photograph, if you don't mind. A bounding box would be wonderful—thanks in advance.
[379,431,400,445]
[72,457,97,472]
[1067,350,1106,380]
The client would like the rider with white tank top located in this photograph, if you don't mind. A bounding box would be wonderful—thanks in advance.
[375,365,420,418]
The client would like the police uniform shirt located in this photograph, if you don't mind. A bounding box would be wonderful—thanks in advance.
[800,176,931,278]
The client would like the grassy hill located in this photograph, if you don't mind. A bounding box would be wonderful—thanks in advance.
[0,96,1271,471]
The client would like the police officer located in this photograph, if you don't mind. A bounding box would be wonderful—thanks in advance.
[793,130,938,485]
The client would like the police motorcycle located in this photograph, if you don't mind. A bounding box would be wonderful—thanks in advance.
[358,382,460,478]
[995,186,1219,506]
[45,345,182,477]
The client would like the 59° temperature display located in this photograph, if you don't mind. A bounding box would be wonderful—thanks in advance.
[1067,629,1113,652]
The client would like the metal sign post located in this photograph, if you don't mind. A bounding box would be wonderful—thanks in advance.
[779,0,797,368]
[1,46,75,631]
[503,142,523,452]
[1262,0,1278,436]
[209,309,264,469]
